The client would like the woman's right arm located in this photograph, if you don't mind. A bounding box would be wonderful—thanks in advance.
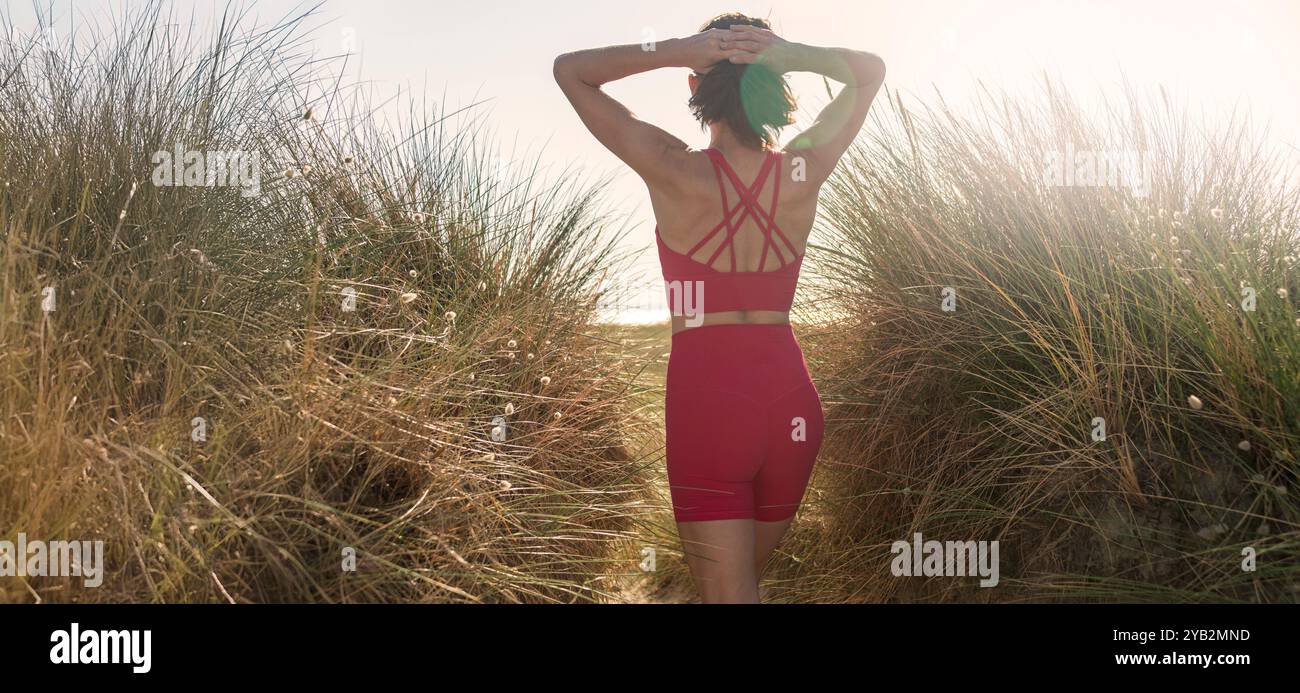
[553,30,750,187]
[728,25,885,184]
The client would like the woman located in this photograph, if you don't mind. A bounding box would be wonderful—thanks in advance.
[554,13,885,603]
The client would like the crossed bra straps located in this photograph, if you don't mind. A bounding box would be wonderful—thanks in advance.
[656,148,805,314]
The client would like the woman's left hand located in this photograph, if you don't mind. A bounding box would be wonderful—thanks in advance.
[723,24,800,74]
[673,28,752,74]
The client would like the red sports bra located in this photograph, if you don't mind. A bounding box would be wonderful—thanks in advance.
[655,147,804,314]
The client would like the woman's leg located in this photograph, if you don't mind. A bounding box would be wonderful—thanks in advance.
[675,518,759,603]
[754,518,795,576]
[663,326,776,603]
[751,377,825,579]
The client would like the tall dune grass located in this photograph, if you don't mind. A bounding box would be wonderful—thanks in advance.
[781,82,1300,603]
[0,2,654,603]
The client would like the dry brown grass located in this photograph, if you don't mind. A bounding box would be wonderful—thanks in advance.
[0,1,657,603]
[769,83,1300,603]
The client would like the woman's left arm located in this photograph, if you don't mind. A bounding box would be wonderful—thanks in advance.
[553,30,748,185]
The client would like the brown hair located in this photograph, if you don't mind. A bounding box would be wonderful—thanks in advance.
[687,13,797,151]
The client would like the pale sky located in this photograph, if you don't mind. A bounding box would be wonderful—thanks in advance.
[12,0,1300,321]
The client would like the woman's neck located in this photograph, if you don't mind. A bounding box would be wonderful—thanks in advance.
[706,125,772,156]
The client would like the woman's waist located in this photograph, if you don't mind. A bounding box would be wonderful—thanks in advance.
[670,309,790,335]
[670,319,796,341]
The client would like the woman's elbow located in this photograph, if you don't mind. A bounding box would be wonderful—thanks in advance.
[856,52,886,85]
[553,52,577,83]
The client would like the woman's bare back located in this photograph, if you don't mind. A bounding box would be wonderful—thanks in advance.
[649,147,820,274]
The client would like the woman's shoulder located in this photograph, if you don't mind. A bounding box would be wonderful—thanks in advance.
[644,146,724,195]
